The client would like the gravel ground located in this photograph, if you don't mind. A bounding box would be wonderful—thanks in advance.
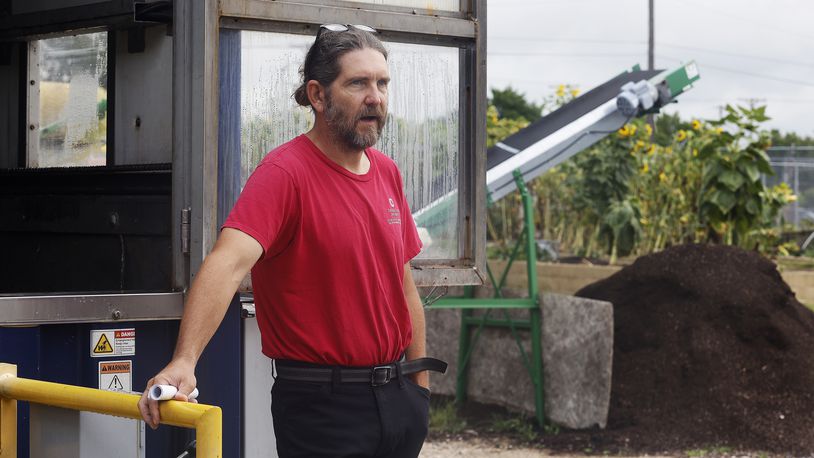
[421,438,672,457]
[421,438,552,457]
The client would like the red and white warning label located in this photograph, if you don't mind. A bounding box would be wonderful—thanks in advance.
[90,328,136,358]
[99,360,132,392]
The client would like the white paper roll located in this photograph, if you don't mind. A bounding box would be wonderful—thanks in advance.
[149,384,199,401]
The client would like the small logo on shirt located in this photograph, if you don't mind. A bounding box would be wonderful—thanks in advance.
[386,197,400,225]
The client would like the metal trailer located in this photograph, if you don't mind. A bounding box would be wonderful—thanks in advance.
[0,0,486,456]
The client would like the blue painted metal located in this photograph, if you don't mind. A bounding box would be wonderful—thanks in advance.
[0,307,243,456]
[195,295,243,456]
[218,28,242,228]
[0,319,194,455]
[0,326,39,458]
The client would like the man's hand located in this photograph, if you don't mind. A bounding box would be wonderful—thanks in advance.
[410,370,429,390]
[138,357,198,429]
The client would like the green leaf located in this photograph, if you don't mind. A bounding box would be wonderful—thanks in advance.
[703,161,725,180]
[740,163,760,183]
[756,161,773,177]
[698,142,718,159]
[709,189,737,213]
[719,131,736,143]
[725,104,737,117]
[752,106,770,122]
[603,200,640,234]
[718,170,745,191]
[754,150,774,174]
[745,198,760,215]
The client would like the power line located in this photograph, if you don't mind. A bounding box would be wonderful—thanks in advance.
[648,0,654,70]
[739,97,768,110]
[489,51,643,57]
[681,97,814,105]
[489,0,639,7]
[659,43,814,69]
[677,0,814,42]
[489,76,590,85]
[489,36,645,46]
[660,55,814,88]
[490,37,814,69]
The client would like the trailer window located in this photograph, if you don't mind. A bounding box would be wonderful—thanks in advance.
[236,31,460,259]
[29,31,108,167]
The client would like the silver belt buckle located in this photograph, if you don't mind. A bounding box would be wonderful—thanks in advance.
[371,365,392,386]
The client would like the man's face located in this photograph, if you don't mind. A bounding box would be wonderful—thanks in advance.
[324,48,390,150]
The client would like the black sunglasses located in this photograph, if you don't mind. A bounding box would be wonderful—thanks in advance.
[315,24,378,41]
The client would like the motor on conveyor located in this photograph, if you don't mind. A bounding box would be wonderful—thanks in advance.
[616,79,670,117]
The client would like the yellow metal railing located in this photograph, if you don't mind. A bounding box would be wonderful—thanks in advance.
[0,363,221,458]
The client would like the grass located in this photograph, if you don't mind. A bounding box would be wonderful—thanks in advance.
[774,256,814,311]
[488,414,538,442]
[429,400,467,435]
[685,445,733,457]
[776,255,814,270]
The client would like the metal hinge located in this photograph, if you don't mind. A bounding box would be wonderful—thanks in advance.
[240,295,256,318]
[181,207,191,254]
[241,303,256,319]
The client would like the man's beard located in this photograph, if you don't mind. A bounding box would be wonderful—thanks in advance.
[324,92,386,150]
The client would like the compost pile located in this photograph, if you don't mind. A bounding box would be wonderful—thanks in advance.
[572,244,814,454]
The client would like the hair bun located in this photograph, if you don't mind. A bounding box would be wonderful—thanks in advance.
[293,84,310,107]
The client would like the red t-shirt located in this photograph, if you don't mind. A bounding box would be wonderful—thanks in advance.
[223,135,422,366]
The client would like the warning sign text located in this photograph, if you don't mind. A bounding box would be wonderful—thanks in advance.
[99,360,132,392]
[90,328,136,358]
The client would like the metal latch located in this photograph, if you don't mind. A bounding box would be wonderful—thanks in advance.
[181,208,191,254]
[241,303,256,318]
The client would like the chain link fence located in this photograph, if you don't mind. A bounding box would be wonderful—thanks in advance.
[765,146,814,227]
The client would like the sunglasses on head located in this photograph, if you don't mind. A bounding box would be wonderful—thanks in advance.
[316,24,378,41]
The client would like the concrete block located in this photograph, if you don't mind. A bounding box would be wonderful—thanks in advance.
[542,293,613,429]
[424,308,462,396]
[425,291,613,430]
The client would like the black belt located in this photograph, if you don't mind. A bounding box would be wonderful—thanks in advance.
[274,357,448,386]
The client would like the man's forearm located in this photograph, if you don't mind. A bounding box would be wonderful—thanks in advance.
[173,251,243,363]
[172,229,263,364]
[404,299,426,361]
[403,264,428,387]
[139,229,261,428]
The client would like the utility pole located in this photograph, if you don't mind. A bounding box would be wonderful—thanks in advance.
[648,0,654,71]
[647,0,655,137]
[738,97,766,110]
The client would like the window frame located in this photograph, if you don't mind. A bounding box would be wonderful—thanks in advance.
[219,0,474,35]
[214,0,486,286]
[24,28,115,168]
[267,0,469,17]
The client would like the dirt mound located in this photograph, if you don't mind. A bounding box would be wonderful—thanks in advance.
[573,244,814,454]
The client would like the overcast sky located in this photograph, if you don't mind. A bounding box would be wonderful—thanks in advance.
[487,0,814,136]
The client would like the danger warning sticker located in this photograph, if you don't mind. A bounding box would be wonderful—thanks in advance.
[90,328,136,358]
[99,360,132,392]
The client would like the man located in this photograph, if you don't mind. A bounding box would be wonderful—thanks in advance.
[138,25,445,457]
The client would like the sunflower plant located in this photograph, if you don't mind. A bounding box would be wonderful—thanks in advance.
[626,120,705,253]
[696,105,793,248]
[486,87,797,262]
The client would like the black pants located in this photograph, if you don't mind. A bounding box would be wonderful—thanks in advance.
[271,375,430,457]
